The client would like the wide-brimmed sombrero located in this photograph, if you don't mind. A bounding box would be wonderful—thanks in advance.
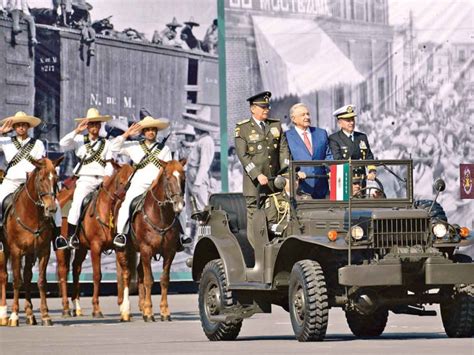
[1,111,42,128]
[72,0,93,11]
[75,108,111,122]
[184,17,200,27]
[176,124,196,136]
[182,105,218,132]
[139,116,170,130]
[167,17,182,28]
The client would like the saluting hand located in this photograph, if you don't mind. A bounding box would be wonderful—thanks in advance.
[257,174,268,186]
[0,119,13,134]
[123,122,142,138]
[75,119,89,134]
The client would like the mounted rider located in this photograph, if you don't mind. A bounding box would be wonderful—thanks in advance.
[0,112,64,252]
[58,108,114,249]
[111,108,171,248]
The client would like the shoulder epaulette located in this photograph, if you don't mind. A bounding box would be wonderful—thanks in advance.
[267,118,280,122]
[236,119,250,126]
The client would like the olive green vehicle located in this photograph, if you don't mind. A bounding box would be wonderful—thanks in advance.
[190,159,474,342]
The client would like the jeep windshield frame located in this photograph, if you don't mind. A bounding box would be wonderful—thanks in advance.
[289,159,414,210]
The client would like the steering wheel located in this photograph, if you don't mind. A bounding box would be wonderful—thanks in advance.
[353,186,386,199]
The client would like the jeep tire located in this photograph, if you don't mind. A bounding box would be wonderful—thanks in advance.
[345,307,388,337]
[289,260,329,342]
[441,285,474,338]
[198,259,242,341]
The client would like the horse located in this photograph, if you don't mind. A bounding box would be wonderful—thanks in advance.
[70,162,134,320]
[131,159,186,321]
[0,157,63,327]
[180,25,203,51]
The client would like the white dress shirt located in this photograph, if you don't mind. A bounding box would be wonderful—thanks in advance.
[0,136,45,181]
[294,126,313,148]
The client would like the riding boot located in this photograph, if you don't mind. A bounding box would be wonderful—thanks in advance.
[54,226,68,250]
[113,233,127,248]
[67,223,80,250]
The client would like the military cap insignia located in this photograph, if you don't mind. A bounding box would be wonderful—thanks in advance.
[347,106,353,113]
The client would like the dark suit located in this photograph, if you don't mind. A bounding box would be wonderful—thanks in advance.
[328,130,374,160]
[286,127,333,198]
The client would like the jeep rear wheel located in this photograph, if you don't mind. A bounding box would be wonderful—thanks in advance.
[198,259,242,341]
[441,285,474,338]
[345,308,388,337]
[288,260,329,342]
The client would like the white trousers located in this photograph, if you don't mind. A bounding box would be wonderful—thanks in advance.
[116,177,151,234]
[0,178,62,227]
[67,175,102,225]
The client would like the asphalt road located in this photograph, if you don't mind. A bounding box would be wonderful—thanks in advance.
[0,294,472,354]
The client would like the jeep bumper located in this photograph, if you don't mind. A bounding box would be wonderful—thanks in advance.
[338,258,474,286]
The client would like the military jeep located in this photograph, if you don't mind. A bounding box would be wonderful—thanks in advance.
[190,159,474,341]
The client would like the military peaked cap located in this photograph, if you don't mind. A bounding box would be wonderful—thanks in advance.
[333,104,357,119]
[247,91,272,108]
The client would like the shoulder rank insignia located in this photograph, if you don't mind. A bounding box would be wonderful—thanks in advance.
[235,127,241,138]
[236,119,250,125]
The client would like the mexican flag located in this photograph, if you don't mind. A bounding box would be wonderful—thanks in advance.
[330,164,350,201]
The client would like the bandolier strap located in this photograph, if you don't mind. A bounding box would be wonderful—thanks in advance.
[82,135,106,167]
[8,137,37,169]
[134,140,162,170]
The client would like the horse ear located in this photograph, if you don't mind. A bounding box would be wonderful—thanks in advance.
[179,158,187,167]
[31,159,44,169]
[159,159,168,168]
[52,155,64,167]
[110,159,122,171]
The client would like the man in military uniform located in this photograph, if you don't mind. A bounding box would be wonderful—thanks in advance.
[235,91,289,249]
[182,105,216,246]
[111,109,171,248]
[59,108,114,249]
[328,104,374,161]
[0,112,64,252]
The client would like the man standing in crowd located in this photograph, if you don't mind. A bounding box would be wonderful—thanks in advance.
[59,108,114,249]
[285,103,333,199]
[234,91,289,249]
[329,104,374,160]
[182,105,216,246]
[0,112,64,252]
[111,109,171,248]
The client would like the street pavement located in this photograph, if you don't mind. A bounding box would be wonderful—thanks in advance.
[0,294,472,354]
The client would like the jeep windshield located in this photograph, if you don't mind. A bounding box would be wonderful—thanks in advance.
[289,160,413,207]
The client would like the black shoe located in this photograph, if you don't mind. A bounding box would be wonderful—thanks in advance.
[55,236,68,250]
[68,235,80,250]
[113,234,127,248]
[180,235,193,246]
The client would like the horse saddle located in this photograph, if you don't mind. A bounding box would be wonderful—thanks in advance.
[0,184,25,227]
[129,192,147,225]
[75,189,99,229]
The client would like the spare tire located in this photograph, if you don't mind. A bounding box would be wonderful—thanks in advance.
[414,199,447,222]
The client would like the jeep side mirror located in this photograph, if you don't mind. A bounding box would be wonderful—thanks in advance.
[433,178,446,192]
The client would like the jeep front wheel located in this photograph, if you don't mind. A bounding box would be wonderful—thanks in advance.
[288,260,329,342]
[198,259,242,341]
[441,285,474,338]
[345,308,388,337]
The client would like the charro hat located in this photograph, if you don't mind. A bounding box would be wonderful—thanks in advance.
[75,108,111,122]
[182,105,218,132]
[1,111,41,128]
[333,104,357,119]
[176,124,196,136]
[167,17,182,28]
[247,91,271,108]
[184,17,200,27]
[72,0,93,11]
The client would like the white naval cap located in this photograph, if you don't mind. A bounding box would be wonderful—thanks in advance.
[333,104,357,119]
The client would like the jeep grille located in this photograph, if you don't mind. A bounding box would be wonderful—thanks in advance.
[372,218,430,249]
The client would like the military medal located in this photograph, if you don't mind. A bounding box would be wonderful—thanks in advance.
[249,133,260,141]
[270,127,280,138]
[257,145,262,150]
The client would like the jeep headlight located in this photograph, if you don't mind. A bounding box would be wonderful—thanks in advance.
[351,226,364,240]
[432,223,448,238]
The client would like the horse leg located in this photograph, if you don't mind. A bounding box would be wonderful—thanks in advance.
[159,251,176,321]
[37,247,53,326]
[8,249,22,327]
[56,248,72,317]
[137,259,144,313]
[116,250,131,322]
[0,249,8,326]
[90,244,104,318]
[140,250,155,322]
[23,253,37,325]
[71,246,87,316]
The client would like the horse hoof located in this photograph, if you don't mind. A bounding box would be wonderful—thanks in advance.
[120,314,131,322]
[160,315,171,322]
[62,310,73,318]
[26,315,37,325]
[92,311,104,318]
[143,315,155,322]
[7,319,19,327]
[0,318,8,326]
[41,318,53,326]
[74,309,84,317]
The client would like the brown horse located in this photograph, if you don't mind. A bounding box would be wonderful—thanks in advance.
[131,159,186,322]
[70,163,134,320]
[0,157,62,326]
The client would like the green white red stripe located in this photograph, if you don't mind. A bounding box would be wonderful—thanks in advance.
[330,164,350,201]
